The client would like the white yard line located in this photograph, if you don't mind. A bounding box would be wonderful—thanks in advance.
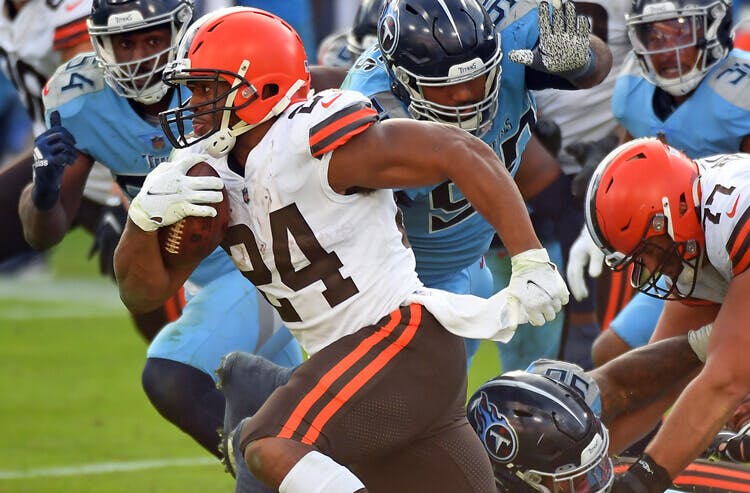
[0,457,217,479]
[0,278,126,319]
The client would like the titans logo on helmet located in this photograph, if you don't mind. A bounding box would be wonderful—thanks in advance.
[472,391,518,463]
[378,12,399,56]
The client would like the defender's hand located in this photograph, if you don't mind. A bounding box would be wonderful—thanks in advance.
[566,226,604,301]
[31,110,77,209]
[128,153,224,232]
[509,248,569,326]
[508,0,592,76]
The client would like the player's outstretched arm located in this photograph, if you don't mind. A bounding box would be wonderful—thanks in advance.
[329,117,569,327]
[330,118,541,256]
[641,271,750,480]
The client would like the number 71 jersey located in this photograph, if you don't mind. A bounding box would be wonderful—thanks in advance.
[202,89,424,355]
[692,154,750,302]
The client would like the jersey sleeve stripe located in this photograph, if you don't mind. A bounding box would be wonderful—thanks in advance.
[309,103,378,158]
[726,207,750,275]
[53,18,90,51]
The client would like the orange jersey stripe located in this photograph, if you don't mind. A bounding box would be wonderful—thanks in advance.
[675,476,750,492]
[277,307,403,439]
[301,304,422,445]
[727,207,750,276]
[683,461,750,481]
[309,104,377,157]
[53,18,89,51]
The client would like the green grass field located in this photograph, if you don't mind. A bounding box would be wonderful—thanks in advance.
[0,229,502,492]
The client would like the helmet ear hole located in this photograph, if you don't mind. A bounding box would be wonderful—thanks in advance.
[262,84,279,100]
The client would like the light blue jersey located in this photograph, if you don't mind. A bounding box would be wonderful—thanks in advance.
[613,50,750,159]
[342,3,539,286]
[42,53,302,375]
[609,49,750,348]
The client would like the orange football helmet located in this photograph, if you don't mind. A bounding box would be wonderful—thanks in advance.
[585,138,704,298]
[160,7,311,157]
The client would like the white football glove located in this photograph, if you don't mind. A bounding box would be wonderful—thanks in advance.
[508,248,569,326]
[687,323,712,363]
[566,226,605,302]
[128,153,224,232]
[508,0,592,77]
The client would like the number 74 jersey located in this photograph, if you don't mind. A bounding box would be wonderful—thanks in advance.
[692,153,750,302]
[193,89,424,355]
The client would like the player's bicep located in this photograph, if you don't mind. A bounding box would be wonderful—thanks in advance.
[328,119,453,193]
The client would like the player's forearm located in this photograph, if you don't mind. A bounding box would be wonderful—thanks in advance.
[449,141,542,256]
[646,368,747,477]
[18,183,69,250]
[594,336,702,423]
[114,220,179,313]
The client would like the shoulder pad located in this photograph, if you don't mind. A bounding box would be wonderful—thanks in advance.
[287,89,378,158]
[370,91,410,120]
[706,52,750,111]
[483,0,537,31]
[42,52,106,110]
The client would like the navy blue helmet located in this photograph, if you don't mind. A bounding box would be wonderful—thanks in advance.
[347,0,385,58]
[627,0,733,95]
[467,371,614,493]
[88,0,194,104]
[377,0,502,136]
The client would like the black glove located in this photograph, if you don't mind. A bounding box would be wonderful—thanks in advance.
[31,110,77,210]
[88,203,127,280]
[567,133,619,205]
[704,426,750,462]
[534,118,562,157]
[611,454,673,493]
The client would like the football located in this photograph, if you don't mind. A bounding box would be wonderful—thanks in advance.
[158,161,229,268]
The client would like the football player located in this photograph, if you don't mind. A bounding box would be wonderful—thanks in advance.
[567,0,750,367]
[471,367,750,493]
[341,0,611,370]
[582,139,750,491]
[0,0,123,272]
[17,0,303,460]
[114,7,569,491]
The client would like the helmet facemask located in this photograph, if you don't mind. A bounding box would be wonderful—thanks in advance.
[392,38,502,137]
[88,2,194,104]
[627,1,731,96]
[592,195,702,300]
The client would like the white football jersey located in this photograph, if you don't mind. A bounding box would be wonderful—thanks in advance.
[198,89,424,355]
[533,0,631,162]
[687,153,750,303]
[0,0,91,134]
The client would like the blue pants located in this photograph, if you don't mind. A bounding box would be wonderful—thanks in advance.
[147,268,303,379]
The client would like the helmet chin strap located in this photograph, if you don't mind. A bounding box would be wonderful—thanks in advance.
[205,69,307,158]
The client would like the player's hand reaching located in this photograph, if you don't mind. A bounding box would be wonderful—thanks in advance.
[508,248,569,326]
[566,226,604,301]
[508,0,593,77]
[31,110,77,209]
[128,153,224,232]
